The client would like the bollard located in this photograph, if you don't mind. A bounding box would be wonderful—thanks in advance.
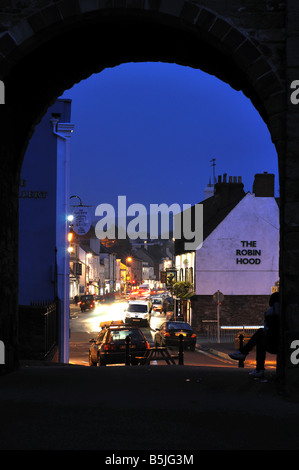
[125,335,131,366]
[238,333,244,368]
[178,334,184,365]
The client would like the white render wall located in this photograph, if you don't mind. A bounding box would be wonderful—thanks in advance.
[195,193,279,295]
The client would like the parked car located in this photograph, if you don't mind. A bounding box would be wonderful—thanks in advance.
[151,297,163,313]
[79,294,95,312]
[124,299,152,326]
[151,297,169,314]
[154,321,197,350]
[89,325,150,366]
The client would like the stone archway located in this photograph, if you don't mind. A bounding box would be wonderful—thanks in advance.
[1,0,298,397]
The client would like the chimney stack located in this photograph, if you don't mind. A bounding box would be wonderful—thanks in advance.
[214,174,244,207]
[252,172,275,197]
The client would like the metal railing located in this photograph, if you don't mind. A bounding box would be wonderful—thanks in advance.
[19,301,58,360]
[44,302,57,358]
[200,322,262,343]
[220,326,262,342]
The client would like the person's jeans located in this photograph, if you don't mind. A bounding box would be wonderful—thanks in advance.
[239,328,268,371]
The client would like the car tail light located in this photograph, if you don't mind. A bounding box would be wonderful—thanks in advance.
[191,333,196,338]
[104,344,115,351]
[145,341,150,349]
[165,332,171,337]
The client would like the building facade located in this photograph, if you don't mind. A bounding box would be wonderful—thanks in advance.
[19,99,74,362]
[175,173,279,333]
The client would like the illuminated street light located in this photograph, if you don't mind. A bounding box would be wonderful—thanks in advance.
[68,227,74,243]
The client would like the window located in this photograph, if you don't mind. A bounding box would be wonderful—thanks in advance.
[110,329,144,341]
[127,304,148,313]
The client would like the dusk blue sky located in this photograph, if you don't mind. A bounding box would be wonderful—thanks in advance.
[61,61,279,220]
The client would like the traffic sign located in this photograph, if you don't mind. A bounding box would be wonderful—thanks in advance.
[213,290,224,304]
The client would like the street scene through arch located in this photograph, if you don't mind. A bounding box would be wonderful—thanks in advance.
[2,2,299,425]
[18,60,279,369]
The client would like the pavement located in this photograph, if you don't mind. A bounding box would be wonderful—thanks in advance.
[1,335,299,452]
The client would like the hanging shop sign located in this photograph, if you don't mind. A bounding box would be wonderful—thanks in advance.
[73,206,91,235]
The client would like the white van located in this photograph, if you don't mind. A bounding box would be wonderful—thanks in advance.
[124,300,152,326]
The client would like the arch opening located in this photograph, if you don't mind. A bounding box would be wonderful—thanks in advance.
[0,5,285,376]
[18,57,279,365]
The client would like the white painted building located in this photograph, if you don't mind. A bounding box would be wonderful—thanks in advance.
[175,172,280,329]
[196,192,279,295]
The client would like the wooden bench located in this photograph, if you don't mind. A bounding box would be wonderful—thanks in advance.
[135,347,182,365]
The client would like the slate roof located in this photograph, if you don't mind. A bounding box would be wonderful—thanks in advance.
[175,179,246,255]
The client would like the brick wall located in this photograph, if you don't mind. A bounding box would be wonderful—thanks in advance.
[191,294,270,334]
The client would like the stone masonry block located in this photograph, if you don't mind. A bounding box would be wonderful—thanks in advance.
[27,12,46,32]
[287,38,299,68]
[234,39,261,66]
[267,112,286,142]
[58,0,81,18]
[222,27,246,51]
[255,71,282,98]
[98,0,114,9]
[247,57,272,82]
[159,0,185,18]
[41,4,63,25]
[264,91,286,117]
[126,0,145,9]
[79,0,101,14]
[195,8,216,31]
[180,2,201,24]
[209,18,232,41]
[283,231,299,252]
[144,0,162,11]
[284,202,299,226]
[0,32,17,57]
[113,0,127,8]
[10,19,34,45]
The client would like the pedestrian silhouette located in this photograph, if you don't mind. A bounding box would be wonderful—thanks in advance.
[229,292,280,378]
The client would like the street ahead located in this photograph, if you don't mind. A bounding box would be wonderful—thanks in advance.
[69,300,235,368]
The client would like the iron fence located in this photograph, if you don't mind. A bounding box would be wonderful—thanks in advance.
[44,302,57,358]
[19,301,58,360]
[201,320,262,343]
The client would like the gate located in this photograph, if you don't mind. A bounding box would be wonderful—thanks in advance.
[19,301,58,360]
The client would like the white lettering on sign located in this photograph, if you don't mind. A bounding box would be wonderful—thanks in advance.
[290,340,299,365]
